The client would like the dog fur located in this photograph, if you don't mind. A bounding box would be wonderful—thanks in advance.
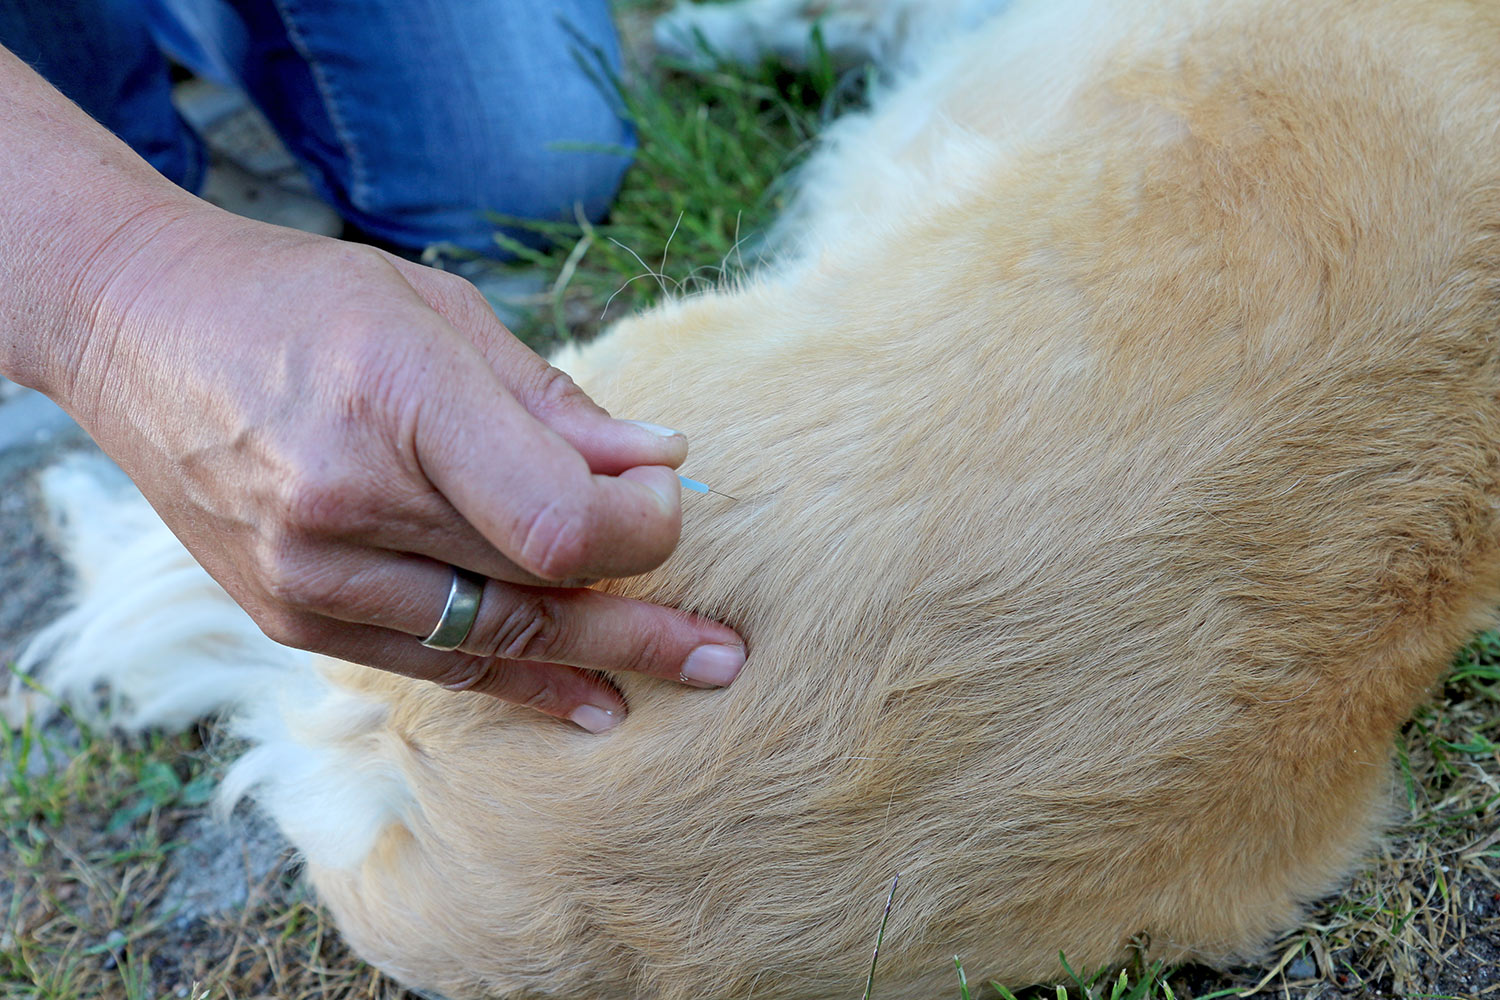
[19,0,1500,996]
[653,0,1013,71]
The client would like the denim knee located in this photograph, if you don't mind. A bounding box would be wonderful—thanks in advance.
[394,119,636,257]
[148,0,636,257]
[343,90,636,257]
[316,1,638,257]
[1,0,205,191]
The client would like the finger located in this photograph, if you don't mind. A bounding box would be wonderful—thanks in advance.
[265,457,593,588]
[498,360,690,475]
[426,660,627,735]
[283,546,746,686]
[264,611,629,732]
[386,255,689,473]
[412,365,686,580]
[335,482,593,588]
[269,342,678,584]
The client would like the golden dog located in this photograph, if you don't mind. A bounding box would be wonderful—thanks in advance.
[22,0,1500,996]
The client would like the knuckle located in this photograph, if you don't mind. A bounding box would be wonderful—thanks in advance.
[427,655,496,693]
[255,607,322,651]
[517,497,594,581]
[443,273,494,317]
[617,623,671,678]
[405,265,491,327]
[530,365,591,416]
[252,539,360,617]
[254,539,315,606]
[277,467,365,539]
[329,243,401,283]
[519,680,564,716]
[470,591,561,662]
[252,538,352,616]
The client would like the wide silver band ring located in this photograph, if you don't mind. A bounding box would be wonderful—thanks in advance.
[420,568,485,651]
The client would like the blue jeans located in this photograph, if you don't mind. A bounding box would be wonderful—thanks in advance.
[0,0,633,254]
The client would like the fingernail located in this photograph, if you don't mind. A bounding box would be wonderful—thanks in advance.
[680,644,746,687]
[622,419,685,439]
[570,704,621,734]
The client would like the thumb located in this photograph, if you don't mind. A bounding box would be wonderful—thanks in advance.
[393,256,688,475]
[412,349,684,581]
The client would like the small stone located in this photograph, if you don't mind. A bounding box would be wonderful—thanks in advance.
[1287,955,1317,980]
[156,808,290,923]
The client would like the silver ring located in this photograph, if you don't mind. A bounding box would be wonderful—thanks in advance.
[420,568,485,651]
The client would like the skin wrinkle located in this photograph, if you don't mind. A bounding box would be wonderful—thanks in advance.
[481,590,554,663]
[70,206,203,424]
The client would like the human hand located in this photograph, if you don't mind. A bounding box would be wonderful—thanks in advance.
[49,203,744,732]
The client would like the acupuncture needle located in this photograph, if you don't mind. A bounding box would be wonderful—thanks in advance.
[678,475,739,501]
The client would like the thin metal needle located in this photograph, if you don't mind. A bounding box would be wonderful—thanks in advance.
[678,475,739,501]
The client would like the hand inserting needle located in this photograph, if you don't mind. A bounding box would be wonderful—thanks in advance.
[678,475,739,501]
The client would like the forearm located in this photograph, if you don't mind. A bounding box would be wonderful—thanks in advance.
[0,43,197,403]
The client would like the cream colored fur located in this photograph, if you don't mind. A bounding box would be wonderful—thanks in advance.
[19,0,1500,996]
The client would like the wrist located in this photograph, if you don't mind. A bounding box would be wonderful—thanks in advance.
[13,192,208,407]
[0,44,205,410]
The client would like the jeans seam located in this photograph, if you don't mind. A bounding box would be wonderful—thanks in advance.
[267,0,372,212]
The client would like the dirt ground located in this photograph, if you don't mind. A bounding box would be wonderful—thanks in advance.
[0,391,301,986]
[2,399,1497,998]
[0,389,81,670]
[2,4,1498,995]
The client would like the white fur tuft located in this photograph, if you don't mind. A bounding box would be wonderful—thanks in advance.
[219,676,415,870]
[13,453,307,731]
[12,452,414,871]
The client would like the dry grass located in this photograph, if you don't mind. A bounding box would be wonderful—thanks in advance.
[3,640,1495,1000]
[4,3,1499,999]
[0,708,417,1000]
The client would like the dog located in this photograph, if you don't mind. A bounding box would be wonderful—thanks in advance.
[18,0,1500,996]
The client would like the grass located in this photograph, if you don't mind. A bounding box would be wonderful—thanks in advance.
[2,705,201,1000]
[5,3,1500,998]
[471,5,865,350]
[0,693,413,1000]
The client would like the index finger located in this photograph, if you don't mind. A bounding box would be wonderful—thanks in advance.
[386,255,689,475]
